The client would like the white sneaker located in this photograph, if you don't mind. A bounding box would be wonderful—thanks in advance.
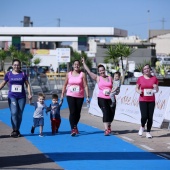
[138,127,144,136]
[146,132,152,138]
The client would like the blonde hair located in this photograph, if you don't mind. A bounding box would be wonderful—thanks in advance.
[38,92,45,99]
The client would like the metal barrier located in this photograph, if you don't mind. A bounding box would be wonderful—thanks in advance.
[29,73,66,95]
[0,72,95,99]
[0,85,8,101]
[86,74,95,89]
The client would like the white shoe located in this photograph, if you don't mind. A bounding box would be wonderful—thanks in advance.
[146,132,152,138]
[138,127,144,136]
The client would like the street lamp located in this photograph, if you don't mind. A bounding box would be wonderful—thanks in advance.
[147,10,150,40]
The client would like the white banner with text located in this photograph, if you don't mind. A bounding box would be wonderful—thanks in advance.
[89,84,170,128]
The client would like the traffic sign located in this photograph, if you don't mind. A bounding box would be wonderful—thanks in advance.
[56,48,70,62]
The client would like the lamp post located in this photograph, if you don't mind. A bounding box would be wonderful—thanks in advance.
[147,10,150,40]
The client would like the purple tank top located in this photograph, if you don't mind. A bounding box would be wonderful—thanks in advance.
[4,71,28,98]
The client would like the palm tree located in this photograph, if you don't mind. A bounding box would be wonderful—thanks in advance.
[104,45,119,66]
[119,44,135,84]
[105,43,134,84]
[0,50,7,71]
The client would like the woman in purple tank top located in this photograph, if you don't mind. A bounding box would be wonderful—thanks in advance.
[0,59,32,137]
[61,60,89,136]
[82,58,117,136]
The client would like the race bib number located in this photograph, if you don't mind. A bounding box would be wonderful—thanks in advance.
[11,85,22,93]
[70,85,80,92]
[144,89,153,96]
[103,89,110,96]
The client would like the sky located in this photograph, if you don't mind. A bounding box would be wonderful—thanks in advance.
[0,0,170,40]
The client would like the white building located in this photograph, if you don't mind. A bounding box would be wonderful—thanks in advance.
[149,30,170,55]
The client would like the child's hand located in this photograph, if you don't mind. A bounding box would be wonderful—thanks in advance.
[81,57,85,64]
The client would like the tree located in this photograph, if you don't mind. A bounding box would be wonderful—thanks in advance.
[0,50,7,71]
[104,43,134,84]
[33,58,41,66]
[104,45,119,66]
[120,44,135,84]
[69,49,92,71]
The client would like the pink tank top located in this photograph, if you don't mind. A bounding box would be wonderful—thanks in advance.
[98,76,112,99]
[66,71,84,98]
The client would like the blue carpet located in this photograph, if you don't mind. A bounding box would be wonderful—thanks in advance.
[0,98,170,170]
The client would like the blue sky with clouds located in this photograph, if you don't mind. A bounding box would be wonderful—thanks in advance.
[1,0,170,39]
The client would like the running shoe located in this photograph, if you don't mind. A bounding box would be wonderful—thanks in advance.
[104,130,110,136]
[75,127,79,134]
[31,126,35,134]
[39,134,44,137]
[146,132,152,138]
[10,130,18,138]
[138,127,144,136]
[108,125,111,134]
[16,130,21,137]
[71,129,76,136]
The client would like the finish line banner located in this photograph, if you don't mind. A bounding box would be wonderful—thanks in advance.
[89,84,170,128]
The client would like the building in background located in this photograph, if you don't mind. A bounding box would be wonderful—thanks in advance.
[149,30,170,55]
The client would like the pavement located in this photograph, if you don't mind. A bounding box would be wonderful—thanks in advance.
[0,94,170,169]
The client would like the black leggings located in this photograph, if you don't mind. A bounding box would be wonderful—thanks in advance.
[67,96,84,129]
[139,101,155,132]
[98,97,116,123]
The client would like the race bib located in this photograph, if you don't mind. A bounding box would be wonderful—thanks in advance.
[144,89,153,96]
[11,85,22,93]
[70,85,80,93]
[103,89,110,96]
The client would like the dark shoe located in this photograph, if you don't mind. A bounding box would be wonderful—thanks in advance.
[110,102,116,107]
[56,129,58,133]
[10,130,18,138]
[31,126,35,134]
[16,130,21,137]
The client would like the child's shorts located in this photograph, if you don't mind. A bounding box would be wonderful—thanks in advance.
[33,117,44,127]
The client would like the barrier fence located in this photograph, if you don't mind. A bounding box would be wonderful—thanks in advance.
[0,72,94,99]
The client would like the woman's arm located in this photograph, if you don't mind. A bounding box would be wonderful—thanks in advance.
[83,72,89,98]
[82,58,97,81]
[25,80,32,100]
[0,80,7,90]
[136,84,142,94]
[153,84,159,93]
[61,73,69,99]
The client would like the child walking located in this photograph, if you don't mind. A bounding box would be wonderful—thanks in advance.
[110,71,121,107]
[30,93,47,137]
[46,94,63,135]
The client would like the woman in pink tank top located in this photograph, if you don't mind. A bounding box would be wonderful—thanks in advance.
[82,58,117,136]
[61,60,89,136]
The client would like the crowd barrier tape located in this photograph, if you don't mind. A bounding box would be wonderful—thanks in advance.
[89,84,170,128]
